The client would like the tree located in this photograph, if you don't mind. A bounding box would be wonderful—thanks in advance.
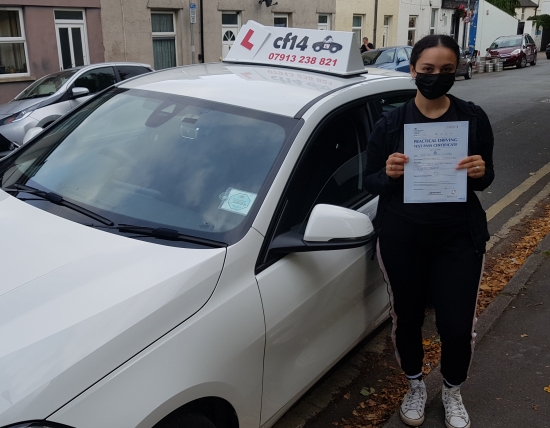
[528,14,550,30]
[485,0,521,17]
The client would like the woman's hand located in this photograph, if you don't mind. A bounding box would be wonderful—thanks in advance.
[386,153,409,178]
[456,155,485,178]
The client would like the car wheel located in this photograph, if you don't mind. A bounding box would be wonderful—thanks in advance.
[330,45,339,53]
[530,55,537,66]
[313,45,321,52]
[465,65,472,80]
[547,54,550,59]
[518,56,527,68]
[159,413,216,428]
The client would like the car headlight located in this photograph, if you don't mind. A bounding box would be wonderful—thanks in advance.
[2,422,74,428]
[0,108,34,126]
[511,49,521,55]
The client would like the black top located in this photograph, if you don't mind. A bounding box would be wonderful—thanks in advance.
[363,95,495,254]
[386,99,468,225]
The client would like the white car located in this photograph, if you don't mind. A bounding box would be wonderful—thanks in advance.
[0,23,416,428]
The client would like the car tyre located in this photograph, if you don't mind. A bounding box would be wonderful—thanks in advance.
[465,65,472,80]
[517,56,527,68]
[313,45,322,52]
[159,413,217,428]
[530,55,537,66]
[330,45,339,53]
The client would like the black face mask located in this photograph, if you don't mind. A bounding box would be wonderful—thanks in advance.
[414,72,455,100]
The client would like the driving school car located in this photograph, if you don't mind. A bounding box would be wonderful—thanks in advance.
[0,22,416,428]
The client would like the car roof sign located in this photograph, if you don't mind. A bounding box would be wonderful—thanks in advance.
[223,20,366,76]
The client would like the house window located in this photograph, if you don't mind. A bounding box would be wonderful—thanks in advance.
[151,12,176,70]
[54,9,89,70]
[0,8,29,75]
[222,12,240,59]
[430,9,438,34]
[352,15,363,46]
[521,8,525,21]
[318,14,331,31]
[408,16,417,46]
[274,14,289,27]
[383,15,391,47]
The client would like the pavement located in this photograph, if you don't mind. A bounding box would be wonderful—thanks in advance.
[383,232,550,428]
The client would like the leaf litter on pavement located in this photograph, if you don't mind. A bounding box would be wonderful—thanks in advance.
[317,202,550,428]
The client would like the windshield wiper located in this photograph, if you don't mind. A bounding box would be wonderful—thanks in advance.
[2,183,114,226]
[91,224,227,248]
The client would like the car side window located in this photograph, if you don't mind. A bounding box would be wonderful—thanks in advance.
[73,67,116,94]
[259,106,370,266]
[397,47,407,62]
[117,65,152,81]
[405,46,413,58]
[370,91,416,118]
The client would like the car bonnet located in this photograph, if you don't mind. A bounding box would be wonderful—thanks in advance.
[0,99,42,118]
[0,191,226,425]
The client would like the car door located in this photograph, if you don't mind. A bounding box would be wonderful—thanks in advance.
[256,102,386,425]
[69,66,117,109]
[396,47,410,72]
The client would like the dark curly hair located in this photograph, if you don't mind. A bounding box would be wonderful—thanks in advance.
[410,34,460,67]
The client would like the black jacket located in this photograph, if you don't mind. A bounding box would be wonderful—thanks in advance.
[363,95,495,254]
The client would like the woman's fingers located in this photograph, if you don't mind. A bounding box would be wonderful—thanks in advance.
[456,155,485,178]
[386,153,408,177]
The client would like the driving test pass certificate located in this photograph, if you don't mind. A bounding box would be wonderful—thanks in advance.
[403,121,469,203]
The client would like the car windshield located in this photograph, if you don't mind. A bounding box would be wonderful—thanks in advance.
[14,70,77,100]
[0,88,298,246]
[490,37,522,49]
[362,49,395,66]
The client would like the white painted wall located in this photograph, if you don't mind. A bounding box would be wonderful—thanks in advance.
[539,0,550,14]
[473,0,519,53]
[392,0,466,47]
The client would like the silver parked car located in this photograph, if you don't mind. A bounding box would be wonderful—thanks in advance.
[0,62,153,153]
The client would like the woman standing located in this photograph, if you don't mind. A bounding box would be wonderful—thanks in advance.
[364,35,494,428]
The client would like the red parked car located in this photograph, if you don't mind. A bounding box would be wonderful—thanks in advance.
[486,34,537,68]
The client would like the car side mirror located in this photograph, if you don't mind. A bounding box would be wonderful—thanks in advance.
[71,87,90,98]
[397,57,407,63]
[270,204,374,255]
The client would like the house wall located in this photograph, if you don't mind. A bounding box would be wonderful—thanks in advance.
[474,0,519,53]
[100,0,335,67]
[0,1,104,104]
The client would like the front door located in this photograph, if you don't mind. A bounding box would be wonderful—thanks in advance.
[256,104,388,425]
[55,23,89,70]
[222,12,240,59]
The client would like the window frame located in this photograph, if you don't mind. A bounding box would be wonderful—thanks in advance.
[0,7,30,77]
[430,9,438,35]
[352,15,363,46]
[318,14,331,31]
[53,8,90,70]
[273,13,289,28]
[151,11,177,70]
[408,15,417,46]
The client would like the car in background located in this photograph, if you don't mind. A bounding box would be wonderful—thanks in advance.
[486,34,537,68]
[456,48,473,80]
[546,42,550,59]
[0,62,153,153]
[362,45,472,79]
[362,46,412,73]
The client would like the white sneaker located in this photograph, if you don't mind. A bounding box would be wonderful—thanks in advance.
[442,384,471,428]
[399,379,427,426]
